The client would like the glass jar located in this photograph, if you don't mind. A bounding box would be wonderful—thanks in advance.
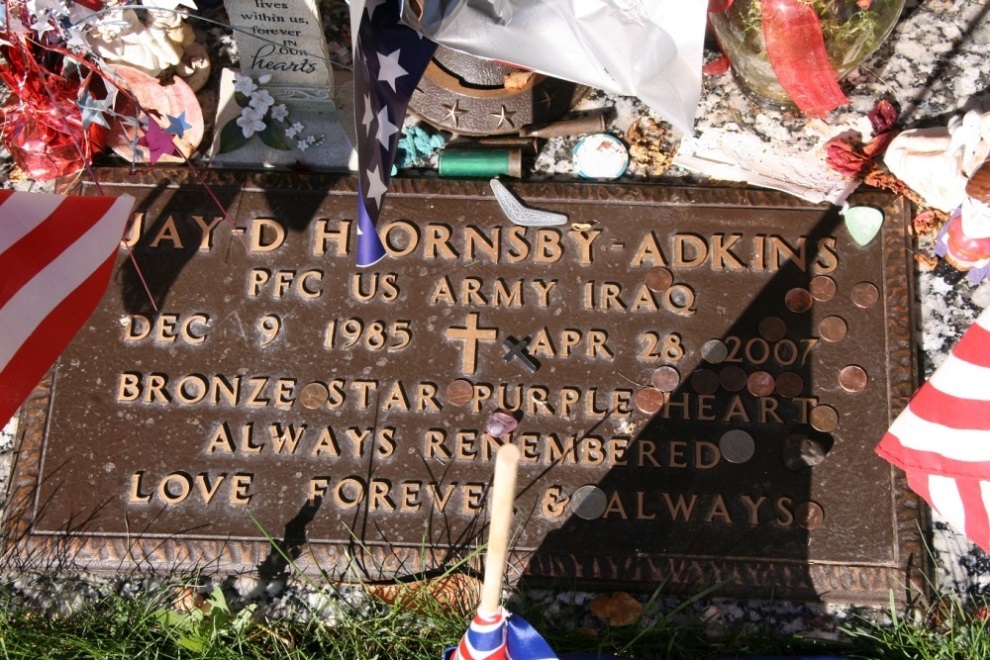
[708,0,906,107]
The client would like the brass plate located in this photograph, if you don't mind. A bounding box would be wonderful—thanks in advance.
[5,171,925,604]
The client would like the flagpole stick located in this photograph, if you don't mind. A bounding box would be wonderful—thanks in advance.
[478,442,520,618]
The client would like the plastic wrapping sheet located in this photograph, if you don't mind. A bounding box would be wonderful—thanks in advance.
[401,0,706,135]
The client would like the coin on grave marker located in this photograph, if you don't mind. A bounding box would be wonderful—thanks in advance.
[775,371,804,398]
[719,365,748,392]
[635,387,665,414]
[810,404,839,432]
[720,429,755,464]
[795,501,825,530]
[819,316,848,343]
[747,371,775,397]
[810,275,837,302]
[851,282,880,308]
[783,434,828,470]
[446,379,474,406]
[644,267,673,292]
[839,365,868,393]
[785,287,813,313]
[759,316,787,342]
[701,339,728,364]
[651,366,680,392]
[570,485,608,520]
[299,382,329,409]
[691,369,720,394]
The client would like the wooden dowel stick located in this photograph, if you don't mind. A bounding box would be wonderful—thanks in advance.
[478,443,520,617]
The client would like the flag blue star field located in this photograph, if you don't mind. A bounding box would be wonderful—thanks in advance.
[350,0,436,267]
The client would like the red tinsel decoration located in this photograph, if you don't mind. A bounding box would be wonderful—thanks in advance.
[1,4,109,180]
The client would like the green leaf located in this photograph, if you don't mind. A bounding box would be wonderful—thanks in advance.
[219,119,250,154]
[234,91,249,108]
[258,121,292,151]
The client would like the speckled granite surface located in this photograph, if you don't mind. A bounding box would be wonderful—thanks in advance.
[2,0,990,631]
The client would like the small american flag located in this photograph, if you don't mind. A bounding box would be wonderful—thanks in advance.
[0,190,134,425]
[349,0,436,267]
[877,306,990,551]
[445,607,565,660]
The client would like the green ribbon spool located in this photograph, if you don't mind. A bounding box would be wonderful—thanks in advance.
[438,148,522,178]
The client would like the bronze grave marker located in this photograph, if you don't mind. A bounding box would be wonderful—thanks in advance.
[5,170,925,603]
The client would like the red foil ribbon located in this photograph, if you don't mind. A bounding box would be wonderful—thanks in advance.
[760,0,849,119]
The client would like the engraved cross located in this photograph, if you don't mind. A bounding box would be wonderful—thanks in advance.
[446,312,498,375]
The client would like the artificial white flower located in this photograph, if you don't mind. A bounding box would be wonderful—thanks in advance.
[284,121,304,139]
[249,89,275,113]
[233,73,258,96]
[236,106,266,138]
[258,74,272,84]
[297,137,311,152]
[270,104,289,122]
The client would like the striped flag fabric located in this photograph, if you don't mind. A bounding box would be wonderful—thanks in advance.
[348,0,436,267]
[877,305,990,552]
[0,190,134,426]
[449,610,510,660]
[445,608,560,660]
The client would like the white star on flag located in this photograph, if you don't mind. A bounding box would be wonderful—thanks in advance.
[376,107,399,149]
[362,94,375,132]
[377,49,408,92]
[365,165,388,209]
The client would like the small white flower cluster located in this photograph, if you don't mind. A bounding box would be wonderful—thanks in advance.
[231,73,323,151]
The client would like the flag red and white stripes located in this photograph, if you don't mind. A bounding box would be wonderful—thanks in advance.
[0,190,134,425]
[450,610,508,660]
[877,305,990,552]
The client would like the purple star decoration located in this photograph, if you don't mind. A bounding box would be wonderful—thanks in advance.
[351,0,436,267]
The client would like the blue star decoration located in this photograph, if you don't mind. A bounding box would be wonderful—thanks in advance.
[77,90,113,130]
[166,112,192,138]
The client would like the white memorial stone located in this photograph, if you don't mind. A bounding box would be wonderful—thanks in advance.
[210,0,356,170]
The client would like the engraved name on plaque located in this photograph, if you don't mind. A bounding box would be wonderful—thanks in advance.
[5,171,925,604]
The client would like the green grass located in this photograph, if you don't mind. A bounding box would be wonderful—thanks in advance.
[1,573,990,659]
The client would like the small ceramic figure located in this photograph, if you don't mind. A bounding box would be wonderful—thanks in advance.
[935,159,990,283]
[884,109,990,213]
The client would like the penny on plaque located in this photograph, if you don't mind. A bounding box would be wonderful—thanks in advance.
[720,429,755,464]
[701,339,728,364]
[570,485,608,521]
[839,365,869,393]
[446,379,474,406]
[651,366,680,392]
[775,371,804,398]
[298,382,329,409]
[794,501,826,530]
[634,387,665,414]
[851,281,880,308]
[691,369,720,395]
[819,316,848,343]
[746,371,775,397]
[758,316,787,342]
[810,404,840,432]
[784,287,813,313]
[810,275,837,302]
[783,434,828,470]
[644,267,673,293]
[719,365,748,392]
